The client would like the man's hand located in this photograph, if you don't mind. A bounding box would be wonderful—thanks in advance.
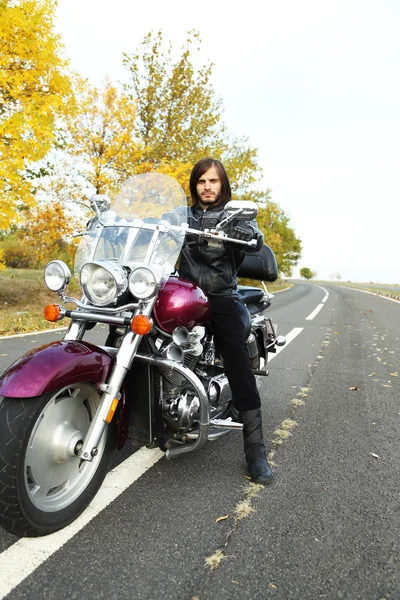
[230,223,254,242]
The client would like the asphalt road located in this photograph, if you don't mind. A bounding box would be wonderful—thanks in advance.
[0,283,399,599]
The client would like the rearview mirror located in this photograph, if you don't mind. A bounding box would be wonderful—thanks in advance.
[224,200,258,220]
[90,194,111,214]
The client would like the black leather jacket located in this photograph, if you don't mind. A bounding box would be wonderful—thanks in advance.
[178,203,264,297]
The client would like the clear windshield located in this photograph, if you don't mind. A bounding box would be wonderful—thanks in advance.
[74,173,188,286]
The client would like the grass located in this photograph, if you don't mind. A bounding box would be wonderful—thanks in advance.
[0,268,291,337]
[240,277,292,293]
[0,269,81,336]
[337,282,400,299]
[311,279,400,299]
[204,549,225,571]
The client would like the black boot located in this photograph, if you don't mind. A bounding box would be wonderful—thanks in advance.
[241,409,273,484]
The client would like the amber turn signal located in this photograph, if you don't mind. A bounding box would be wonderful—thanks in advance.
[105,398,119,423]
[43,304,62,322]
[130,314,152,335]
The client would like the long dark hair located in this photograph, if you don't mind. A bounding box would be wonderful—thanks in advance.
[189,158,232,206]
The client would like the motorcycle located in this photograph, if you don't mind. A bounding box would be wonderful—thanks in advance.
[0,173,285,536]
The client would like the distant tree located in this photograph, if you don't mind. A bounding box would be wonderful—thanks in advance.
[0,0,74,231]
[300,267,314,280]
[329,271,342,281]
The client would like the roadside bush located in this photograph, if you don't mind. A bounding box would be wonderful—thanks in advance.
[0,236,76,269]
[0,237,31,268]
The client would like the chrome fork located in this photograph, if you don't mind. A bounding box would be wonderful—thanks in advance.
[78,300,155,461]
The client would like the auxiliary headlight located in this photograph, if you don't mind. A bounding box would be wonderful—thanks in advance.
[80,261,127,306]
[44,260,71,292]
[128,266,159,300]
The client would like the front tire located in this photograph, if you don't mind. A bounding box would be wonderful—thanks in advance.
[0,382,116,537]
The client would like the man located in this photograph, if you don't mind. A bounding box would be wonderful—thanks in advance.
[179,157,273,484]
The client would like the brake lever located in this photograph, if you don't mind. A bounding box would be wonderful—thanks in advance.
[214,208,242,231]
[168,224,257,247]
[203,229,257,247]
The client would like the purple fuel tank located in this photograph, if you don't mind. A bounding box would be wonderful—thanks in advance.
[153,276,212,334]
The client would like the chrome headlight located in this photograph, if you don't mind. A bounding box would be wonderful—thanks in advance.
[128,266,159,299]
[44,260,71,292]
[80,261,128,306]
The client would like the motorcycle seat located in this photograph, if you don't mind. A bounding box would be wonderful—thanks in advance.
[237,286,265,304]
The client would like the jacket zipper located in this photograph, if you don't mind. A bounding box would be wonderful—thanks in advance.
[199,209,207,291]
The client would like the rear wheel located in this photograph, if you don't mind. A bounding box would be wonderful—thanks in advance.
[0,382,116,536]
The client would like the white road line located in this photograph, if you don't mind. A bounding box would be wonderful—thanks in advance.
[316,285,328,294]
[306,303,324,320]
[0,328,67,341]
[268,327,303,360]
[317,285,329,304]
[344,286,400,303]
[0,447,164,600]
[304,286,329,319]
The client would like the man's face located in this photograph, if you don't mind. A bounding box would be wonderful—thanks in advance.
[196,166,222,209]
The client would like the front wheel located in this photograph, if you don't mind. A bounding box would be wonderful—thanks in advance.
[0,382,116,536]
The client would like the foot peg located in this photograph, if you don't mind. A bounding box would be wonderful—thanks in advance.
[209,417,243,430]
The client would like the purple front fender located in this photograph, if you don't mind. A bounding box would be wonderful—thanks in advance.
[0,340,114,398]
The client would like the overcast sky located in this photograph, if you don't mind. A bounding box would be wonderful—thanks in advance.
[55,0,400,283]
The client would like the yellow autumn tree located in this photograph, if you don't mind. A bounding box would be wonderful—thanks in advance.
[122,31,262,193]
[0,0,74,232]
[47,31,263,204]
[38,77,143,216]
[256,200,302,276]
[12,200,76,267]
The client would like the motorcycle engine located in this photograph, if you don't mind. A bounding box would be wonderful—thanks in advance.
[155,324,231,432]
[155,325,206,431]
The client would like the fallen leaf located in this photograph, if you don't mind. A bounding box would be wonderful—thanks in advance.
[348,386,359,391]
[381,384,392,388]
[370,452,379,459]
[390,372,398,377]
[215,515,229,523]
[368,372,376,377]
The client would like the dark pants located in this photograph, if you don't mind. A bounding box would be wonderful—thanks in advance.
[209,295,261,412]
